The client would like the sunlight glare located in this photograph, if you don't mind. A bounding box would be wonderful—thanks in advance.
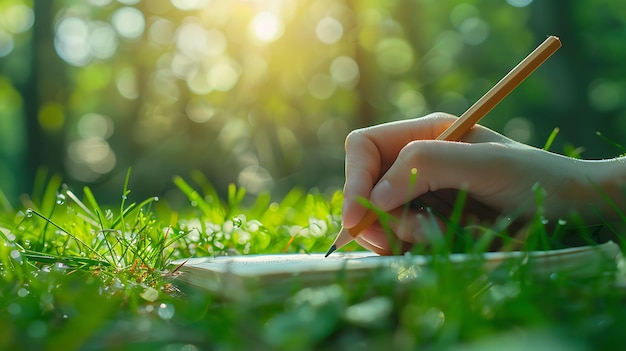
[250,11,284,43]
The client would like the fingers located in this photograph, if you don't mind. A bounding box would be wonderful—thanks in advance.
[342,113,517,228]
[369,140,514,212]
[355,230,414,256]
[342,113,461,228]
[356,204,447,254]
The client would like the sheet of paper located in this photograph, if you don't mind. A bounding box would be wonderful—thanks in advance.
[176,241,620,278]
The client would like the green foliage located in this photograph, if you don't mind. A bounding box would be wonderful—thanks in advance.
[1,174,625,350]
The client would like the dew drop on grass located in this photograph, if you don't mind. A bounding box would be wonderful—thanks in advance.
[158,303,175,320]
[10,250,22,262]
[232,217,243,228]
[558,219,567,226]
[25,209,33,218]
[56,193,66,205]
[153,196,159,202]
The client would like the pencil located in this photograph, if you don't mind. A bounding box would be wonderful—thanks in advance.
[325,35,562,257]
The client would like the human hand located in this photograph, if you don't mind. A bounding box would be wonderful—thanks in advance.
[342,113,615,254]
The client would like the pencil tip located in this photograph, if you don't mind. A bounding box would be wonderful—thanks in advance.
[324,245,337,257]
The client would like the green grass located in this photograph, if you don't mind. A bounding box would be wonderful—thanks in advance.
[1,169,626,351]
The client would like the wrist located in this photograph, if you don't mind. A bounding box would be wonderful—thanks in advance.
[568,158,626,223]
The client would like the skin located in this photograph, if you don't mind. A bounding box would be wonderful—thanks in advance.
[342,113,626,255]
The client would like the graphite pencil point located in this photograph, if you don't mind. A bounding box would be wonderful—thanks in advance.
[324,245,337,257]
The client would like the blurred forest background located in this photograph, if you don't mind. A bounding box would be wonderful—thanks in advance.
[1,0,626,206]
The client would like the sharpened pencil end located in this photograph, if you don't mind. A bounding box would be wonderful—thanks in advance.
[324,245,337,257]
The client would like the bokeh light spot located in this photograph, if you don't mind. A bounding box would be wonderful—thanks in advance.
[450,4,479,29]
[317,118,348,146]
[316,17,343,45]
[187,71,212,95]
[116,67,139,99]
[149,18,175,46]
[55,17,91,66]
[459,17,490,45]
[205,29,228,56]
[177,22,226,57]
[356,10,381,51]
[27,321,47,339]
[503,117,533,143]
[397,90,427,118]
[330,56,359,87]
[376,37,414,75]
[217,119,251,154]
[111,7,145,39]
[66,137,117,181]
[250,12,284,43]
[171,0,211,11]
[76,64,112,92]
[238,166,274,195]
[186,98,215,123]
[308,74,336,100]
[88,0,113,6]
[2,4,35,34]
[507,0,534,7]
[588,79,622,111]
[88,21,117,59]
[38,103,65,132]
[207,59,241,92]
[0,31,14,58]
[78,113,114,139]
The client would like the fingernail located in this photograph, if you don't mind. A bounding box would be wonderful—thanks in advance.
[370,179,393,209]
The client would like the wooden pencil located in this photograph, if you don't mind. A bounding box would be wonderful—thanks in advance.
[325,35,562,257]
